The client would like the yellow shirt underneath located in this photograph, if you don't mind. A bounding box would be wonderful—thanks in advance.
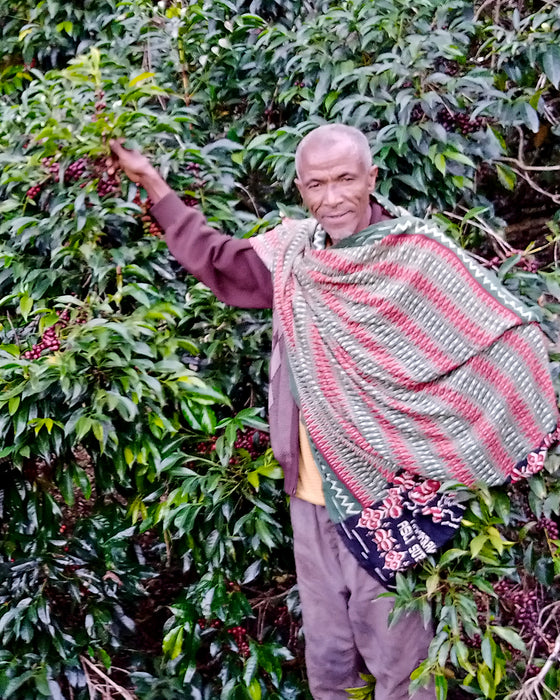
[295,421,326,506]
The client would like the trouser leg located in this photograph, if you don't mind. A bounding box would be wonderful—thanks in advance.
[290,497,435,700]
[291,497,365,699]
[343,542,435,700]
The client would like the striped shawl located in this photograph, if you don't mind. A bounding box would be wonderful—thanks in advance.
[250,201,559,507]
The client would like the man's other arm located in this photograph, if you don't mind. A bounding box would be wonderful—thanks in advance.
[109,142,273,309]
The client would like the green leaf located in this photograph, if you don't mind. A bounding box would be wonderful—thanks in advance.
[243,652,258,687]
[162,626,184,659]
[255,463,283,480]
[434,154,446,175]
[461,206,490,223]
[129,71,156,87]
[470,533,488,558]
[426,573,440,598]
[481,636,495,670]
[437,548,467,567]
[534,556,554,585]
[247,678,262,700]
[443,150,476,168]
[477,664,493,698]
[496,164,517,191]
[19,294,33,321]
[8,396,20,416]
[521,102,540,133]
[543,45,560,89]
[247,471,260,489]
[491,626,526,652]
[435,673,448,700]
[56,21,73,34]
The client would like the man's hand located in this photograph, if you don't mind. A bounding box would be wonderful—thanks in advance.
[109,140,172,205]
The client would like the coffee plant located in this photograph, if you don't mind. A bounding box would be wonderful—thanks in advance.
[0,0,559,698]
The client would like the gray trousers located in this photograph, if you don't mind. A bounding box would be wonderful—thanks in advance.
[290,497,436,700]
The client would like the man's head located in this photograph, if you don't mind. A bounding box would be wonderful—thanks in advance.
[294,124,378,243]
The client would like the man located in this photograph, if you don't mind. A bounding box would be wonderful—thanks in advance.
[110,124,559,699]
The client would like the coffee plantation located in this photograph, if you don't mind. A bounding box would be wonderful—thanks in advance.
[0,0,560,698]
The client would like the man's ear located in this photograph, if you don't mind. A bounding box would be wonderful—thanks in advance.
[368,165,379,192]
[295,177,303,198]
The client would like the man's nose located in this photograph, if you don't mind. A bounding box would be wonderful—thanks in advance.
[322,184,343,206]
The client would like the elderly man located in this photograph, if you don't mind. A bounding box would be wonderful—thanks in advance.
[110,124,559,700]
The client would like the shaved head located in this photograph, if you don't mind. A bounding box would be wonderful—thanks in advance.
[295,124,372,178]
[294,124,378,242]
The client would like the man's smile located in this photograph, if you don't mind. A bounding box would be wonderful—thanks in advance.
[323,211,350,219]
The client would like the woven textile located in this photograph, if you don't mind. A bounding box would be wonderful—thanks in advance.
[250,200,559,508]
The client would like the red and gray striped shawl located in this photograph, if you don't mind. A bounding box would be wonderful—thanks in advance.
[250,201,560,507]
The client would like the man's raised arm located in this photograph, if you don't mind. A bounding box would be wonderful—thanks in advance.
[109,141,273,309]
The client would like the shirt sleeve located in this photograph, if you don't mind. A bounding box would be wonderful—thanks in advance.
[151,191,273,309]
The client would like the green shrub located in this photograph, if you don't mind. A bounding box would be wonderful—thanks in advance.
[0,0,559,697]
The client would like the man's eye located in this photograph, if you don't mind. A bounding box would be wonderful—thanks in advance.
[308,183,320,189]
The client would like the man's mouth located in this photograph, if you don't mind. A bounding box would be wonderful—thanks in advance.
[323,211,349,220]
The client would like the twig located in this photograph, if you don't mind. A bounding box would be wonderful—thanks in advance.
[248,590,291,608]
[164,528,172,567]
[498,158,560,172]
[235,183,261,218]
[510,603,560,700]
[143,37,167,111]
[256,597,268,642]
[474,0,496,21]
[493,0,503,25]
[442,209,514,254]
[82,661,98,700]
[79,656,137,700]
[509,165,560,204]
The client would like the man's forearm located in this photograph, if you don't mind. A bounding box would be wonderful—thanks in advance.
[138,166,173,204]
[151,192,274,309]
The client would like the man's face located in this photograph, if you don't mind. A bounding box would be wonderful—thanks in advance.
[295,137,378,243]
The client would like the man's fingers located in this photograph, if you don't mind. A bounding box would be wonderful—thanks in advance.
[109,139,127,156]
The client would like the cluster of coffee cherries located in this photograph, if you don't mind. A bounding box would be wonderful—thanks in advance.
[183,195,198,208]
[26,183,43,200]
[23,309,70,360]
[273,605,290,627]
[234,429,270,459]
[410,104,425,123]
[65,157,89,183]
[42,156,61,179]
[227,625,250,657]
[132,190,164,237]
[463,629,482,648]
[26,158,59,199]
[26,155,94,201]
[96,160,120,198]
[198,618,222,630]
[195,436,218,454]
[185,162,206,191]
[437,109,488,135]
[436,59,460,76]
[494,579,542,639]
[539,516,559,541]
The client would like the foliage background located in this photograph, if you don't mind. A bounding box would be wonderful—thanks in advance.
[0,0,560,698]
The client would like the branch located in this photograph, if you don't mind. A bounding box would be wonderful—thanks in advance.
[509,165,560,204]
[509,602,560,700]
[473,0,496,21]
[498,157,560,172]
[442,209,514,255]
[79,656,138,700]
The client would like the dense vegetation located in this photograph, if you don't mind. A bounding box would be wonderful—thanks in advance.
[0,0,559,698]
